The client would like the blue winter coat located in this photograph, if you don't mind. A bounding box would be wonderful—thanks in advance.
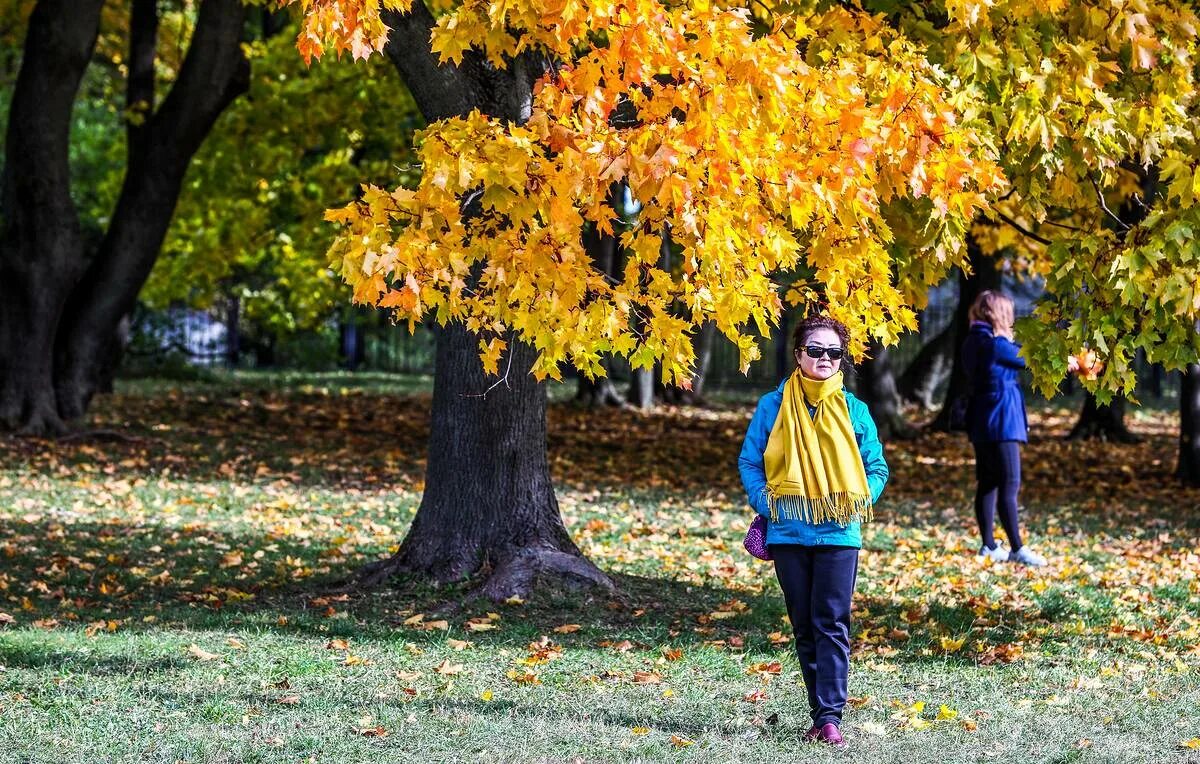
[961,322,1028,443]
[737,378,889,548]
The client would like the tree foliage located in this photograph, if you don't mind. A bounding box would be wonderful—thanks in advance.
[287,0,1003,384]
[285,0,1200,401]
[143,26,421,336]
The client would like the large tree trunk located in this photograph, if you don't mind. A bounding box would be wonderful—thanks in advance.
[360,325,611,598]
[0,0,105,435]
[359,1,612,598]
[1068,394,1140,443]
[1178,363,1200,486]
[857,340,916,441]
[930,238,1001,431]
[898,320,954,409]
[53,0,249,419]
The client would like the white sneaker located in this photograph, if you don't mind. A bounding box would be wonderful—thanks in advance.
[1008,546,1047,567]
[978,543,1009,562]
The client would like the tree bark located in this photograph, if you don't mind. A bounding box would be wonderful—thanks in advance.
[1178,363,1200,485]
[0,0,105,434]
[857,340,916,441]
[359,324,612,598]
[1068,394,1140,443]
[53,0,249,419]
[358,0,612,598]
[930,238,1001,431]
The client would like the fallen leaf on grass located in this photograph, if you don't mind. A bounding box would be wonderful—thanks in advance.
[661,647,683,661]
[0,612,13,625]
[632,671,662,684]
[447,638,472,651]
[186,644,220,661]
[743,689,768,703]
[226,637,246,649]
[936,705,958,721]
[506,669,541,685]
[553,624,581,634]
[745,661,782,677]
[670,735,694,747]
[326,638,349,650]
[277,695,301,705]
[1181,738,1200,750]
[938,636,966,653]
[631,727,650,735]
[434,660,464,675]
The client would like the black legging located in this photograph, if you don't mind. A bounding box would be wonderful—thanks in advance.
[972,440,1023,551]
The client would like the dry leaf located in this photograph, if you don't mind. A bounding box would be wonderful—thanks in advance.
[187,644,221,661]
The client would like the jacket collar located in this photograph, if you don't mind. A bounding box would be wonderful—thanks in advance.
[969,321,994,335]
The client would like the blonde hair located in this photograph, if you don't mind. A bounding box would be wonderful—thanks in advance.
[969,290,1015,340]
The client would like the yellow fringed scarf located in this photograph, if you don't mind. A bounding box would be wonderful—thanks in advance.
[764,370,873,525]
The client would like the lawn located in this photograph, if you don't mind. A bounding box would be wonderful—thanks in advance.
[1,374,1199,763]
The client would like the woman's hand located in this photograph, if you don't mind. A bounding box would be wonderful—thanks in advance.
[1068,349,1104,380]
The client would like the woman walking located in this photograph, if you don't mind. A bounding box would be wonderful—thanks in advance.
[962,290,1072,566]
[738,315,888,750]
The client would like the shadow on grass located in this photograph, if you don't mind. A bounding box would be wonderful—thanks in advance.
[0,512,1108,671]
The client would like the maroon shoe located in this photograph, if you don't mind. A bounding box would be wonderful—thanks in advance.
[816,722,848,750]
[802,724,820,742]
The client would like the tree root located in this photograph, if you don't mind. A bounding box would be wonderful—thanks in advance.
[475,546,615,602]
[346,544,616,604]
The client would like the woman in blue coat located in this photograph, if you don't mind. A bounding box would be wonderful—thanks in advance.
[738,315,888,750]
[962,290,1077,566]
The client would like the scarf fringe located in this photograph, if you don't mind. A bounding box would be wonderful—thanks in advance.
[767,489,873,527]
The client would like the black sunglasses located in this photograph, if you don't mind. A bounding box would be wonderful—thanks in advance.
[800,345,845,361]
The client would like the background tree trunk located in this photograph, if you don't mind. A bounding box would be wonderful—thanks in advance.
[1178,363,1200,485]
[53,0,249,419]
[0,0,105,434]
[1068,394,1140,443]
[930,238,1001,431]
[575,213,627,408]
[857,340,916,441]
[898,321,954,409]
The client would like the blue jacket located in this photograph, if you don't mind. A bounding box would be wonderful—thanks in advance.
[961,322,1028,443]
[738,378,889,548]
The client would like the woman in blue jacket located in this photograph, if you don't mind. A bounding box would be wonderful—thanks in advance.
[738,315,888,750]
[961,290,1076,566]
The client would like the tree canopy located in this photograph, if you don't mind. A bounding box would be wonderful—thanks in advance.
[288,0,1197,401]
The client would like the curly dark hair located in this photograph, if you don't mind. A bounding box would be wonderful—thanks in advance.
[791,314,850,353]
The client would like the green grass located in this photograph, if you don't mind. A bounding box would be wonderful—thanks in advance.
[2,374,1200,763]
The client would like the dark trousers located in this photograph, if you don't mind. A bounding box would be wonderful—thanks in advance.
[770,544,859,728]
[972,440,1023,551]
